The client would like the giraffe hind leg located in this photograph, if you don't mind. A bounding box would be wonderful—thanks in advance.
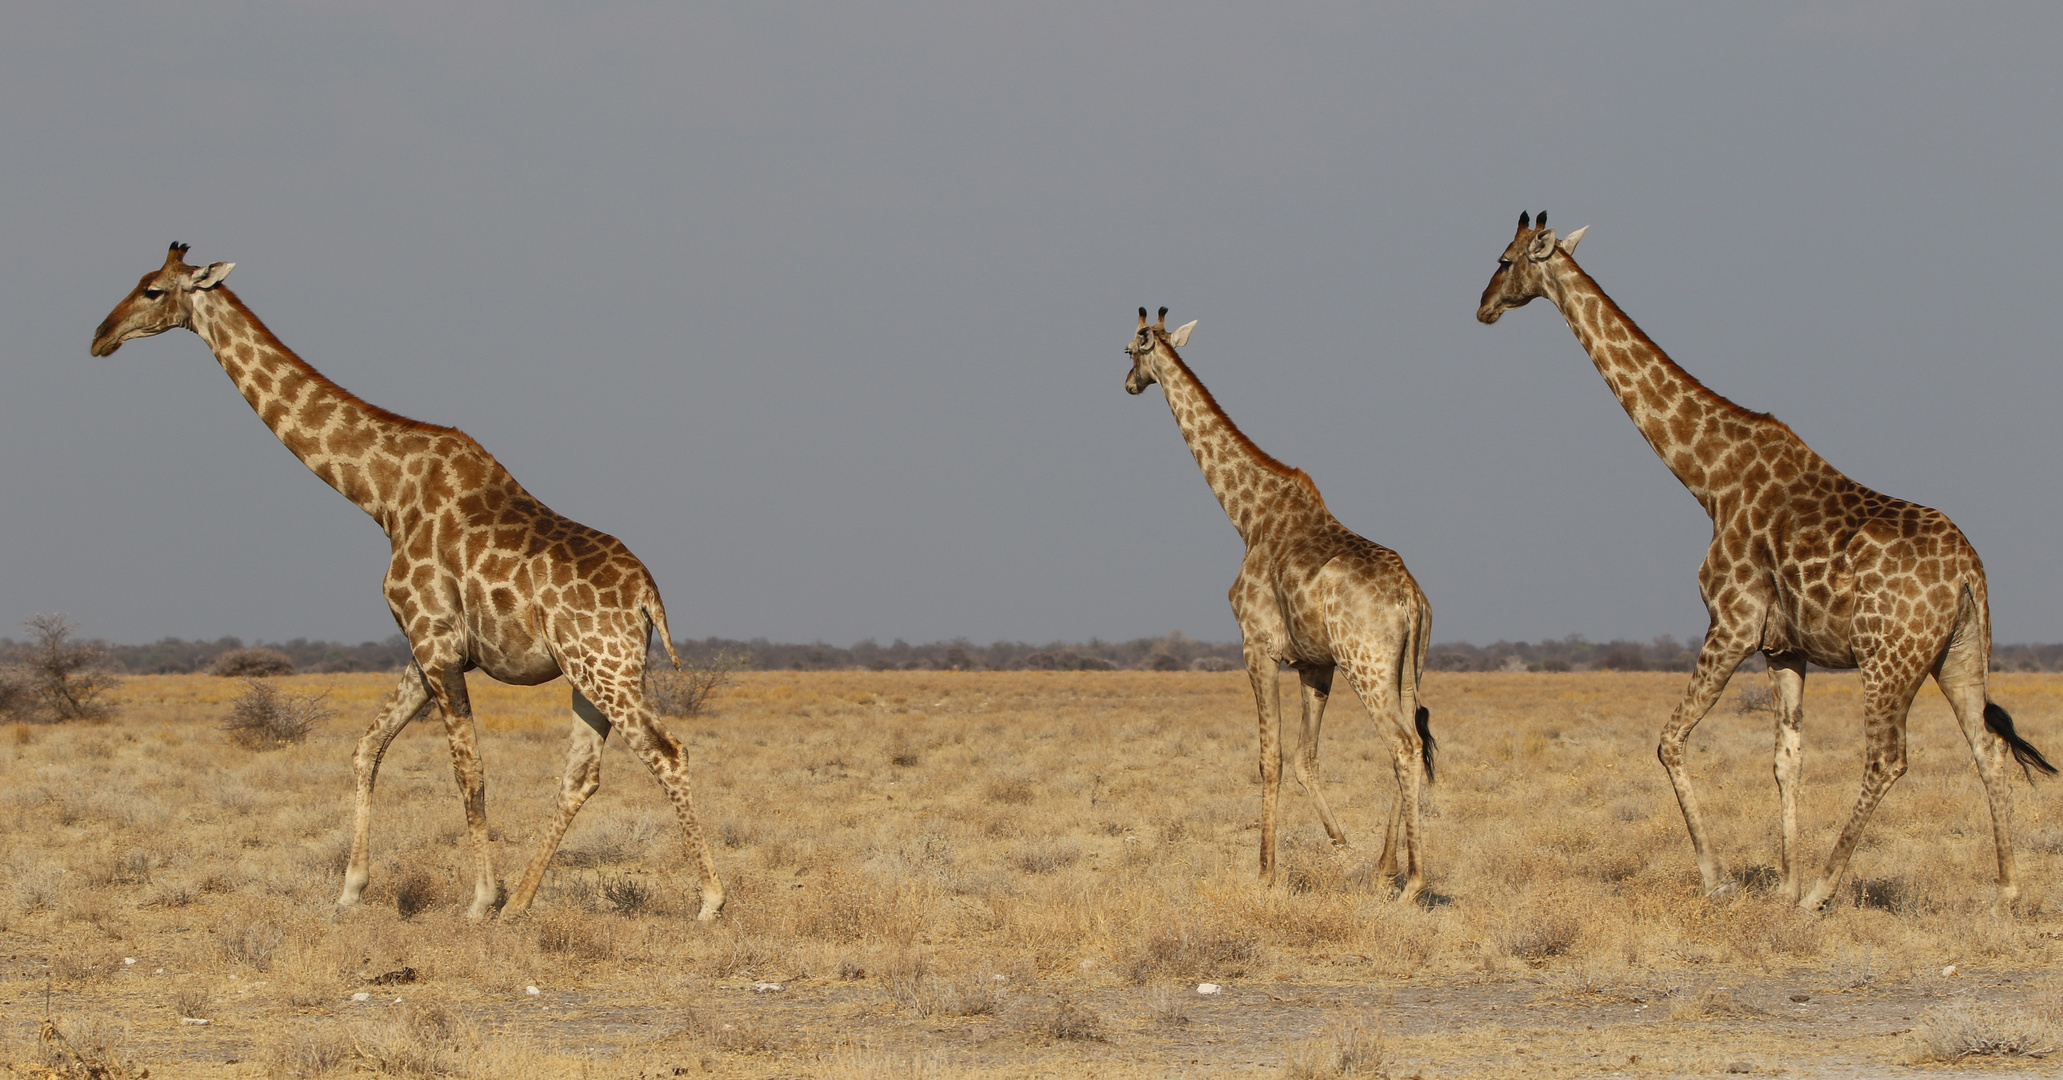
[503,690,610,918]
[430,659,500,920]
[1767,655,1807,904]
[563,663,725,921]
[1290,665,1350,850]
[1798,659,1927,910]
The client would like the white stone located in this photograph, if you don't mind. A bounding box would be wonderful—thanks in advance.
[1941,964,1959,978]
[351,992,370,1002]
[525,986,542,996]
[179,1017,209,1026]
[123,958,136,965]
[1196,983,1222,996]
[752,982,784,993]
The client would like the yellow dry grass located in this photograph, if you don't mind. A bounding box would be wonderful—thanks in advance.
[3,669,2062,1077]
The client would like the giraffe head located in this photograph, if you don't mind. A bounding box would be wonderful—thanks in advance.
[1123,306,1198,394]
[1476,211,1585,325]
[91,243,237,356]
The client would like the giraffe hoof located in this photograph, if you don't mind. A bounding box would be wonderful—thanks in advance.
[1704,880,1739,900]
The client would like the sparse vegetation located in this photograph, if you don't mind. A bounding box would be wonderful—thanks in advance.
[223,677,334,748]
[646,649,742,717]
[2,668,2060,1077]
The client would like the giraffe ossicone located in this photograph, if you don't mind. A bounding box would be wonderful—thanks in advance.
[1123,306,1437,902]
[92,243,726,922]
[1477,214,2054,913]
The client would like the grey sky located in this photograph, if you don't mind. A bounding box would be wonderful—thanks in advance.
[6,4,2062,648]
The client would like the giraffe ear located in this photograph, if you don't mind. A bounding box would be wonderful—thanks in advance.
[1168,320,1197,348]
[192,262,235,289]
[1557,226,1587,255]
[1525,228,1558,261]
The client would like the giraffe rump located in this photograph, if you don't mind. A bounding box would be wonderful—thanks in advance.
[1983,702,2057,780]
[1419,704,1435,779]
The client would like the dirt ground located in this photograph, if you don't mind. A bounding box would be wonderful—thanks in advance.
[3,669,2060,1077]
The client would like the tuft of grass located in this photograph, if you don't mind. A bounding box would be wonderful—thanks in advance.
[646,651,742,718]
[36,1016,143,1079]
[393,869,438,920]
[1282,1014,1387,1079]
[1910,1003,2057,1062]
[223,678,333,749]
[1022,995,1103,1042]
[1122,923,1261,984]
[264,1021,355,1079]
[1502,910,1583,964]
[601,874,651,914]
[170,985,211,1020]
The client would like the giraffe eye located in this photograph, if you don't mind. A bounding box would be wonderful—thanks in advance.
[143,287,165,299]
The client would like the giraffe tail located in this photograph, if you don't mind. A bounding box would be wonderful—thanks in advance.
[1419,704,1435,779]
[1410,597,1434,784]
[1984,701,2057,781]
[640,578,684,672]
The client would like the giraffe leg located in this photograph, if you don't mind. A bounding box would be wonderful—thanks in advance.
[1767,654,1807,904]
[1659,625,1759,896]
[1936,630,2021,916]
[562,665,725,921]
[1245,649,1285,887]
[337,667,433,910]
[1341,650,1424,905]
[428,662,502,920]
[504,690,609,918]
[1798,659,1926,910]
[1290,665,1351,850]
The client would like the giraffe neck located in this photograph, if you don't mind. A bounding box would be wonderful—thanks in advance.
[1540,256,1781,512]
[187,288,460,532]
[1151,345,1323,543]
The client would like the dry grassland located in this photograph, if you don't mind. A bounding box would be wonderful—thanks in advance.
[4,669,2063,1077]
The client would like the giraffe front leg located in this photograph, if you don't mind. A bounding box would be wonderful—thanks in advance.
[1245,650,1285,887]
[431,662,500,920]
[504,691,609,918]
[337,668,432,911]
[1290,665,1350,851]
[1659,621,1759,897]
[1767,655,1807,904]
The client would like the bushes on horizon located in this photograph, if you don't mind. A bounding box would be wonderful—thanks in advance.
[209,647,295,678]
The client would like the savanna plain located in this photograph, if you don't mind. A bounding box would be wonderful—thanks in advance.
[5,669,2063,1078]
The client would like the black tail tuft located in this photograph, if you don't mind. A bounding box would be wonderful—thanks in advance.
[1416,705,1435,784]
[1985,702,2057,780]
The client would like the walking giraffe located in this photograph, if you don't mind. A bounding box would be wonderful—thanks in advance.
[1123,308,1437,901]
[1476,213,2053,911]
[91,243,725,921]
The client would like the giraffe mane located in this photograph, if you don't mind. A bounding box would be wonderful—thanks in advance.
[214,287,468,440]
[1159,346,1325,503]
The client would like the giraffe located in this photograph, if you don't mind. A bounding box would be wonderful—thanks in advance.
[91,243,725,921]
[1476,212,2055,912]
[1123,307,1437,901]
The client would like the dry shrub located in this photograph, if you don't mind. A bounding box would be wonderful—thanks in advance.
[210,646,295,677]
[224,678,334,749]
[1732,683,1775,714]
[1910,1002,2058,1062]
[10,614,119,723]
[219,918,285,970]
[265,1021,355,1079]
[1021,995,1103,1042]
[984,777,1037,804]
[1282,1014,1387,1079]
[647,651,741,717]
[353,1001,476,1077]
[534,911,620,961]
[170,985,211,1020]
[600,874,651,914]
[36,1016,143,1079]
[1501,908,1583,964]
[890,962,1005,1019]
[1671,988,1767,1021]
[1011,838,1082,875]
[1121,922,1260,984]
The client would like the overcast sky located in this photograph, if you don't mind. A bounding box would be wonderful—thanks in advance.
[6,4,2062,649]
